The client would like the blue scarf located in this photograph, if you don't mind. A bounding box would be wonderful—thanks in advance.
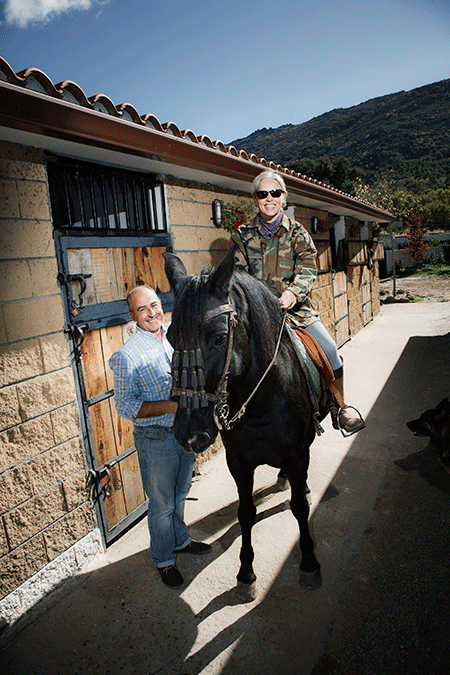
[258,211,283,238]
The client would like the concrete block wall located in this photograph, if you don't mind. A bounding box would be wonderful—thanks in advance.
[347,266,364,336]
[0,142,95,606]
[166,179,251,274]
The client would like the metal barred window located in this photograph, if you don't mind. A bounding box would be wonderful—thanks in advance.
[47,157,168,234]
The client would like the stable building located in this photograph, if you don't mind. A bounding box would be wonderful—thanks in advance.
[0,55,394,632]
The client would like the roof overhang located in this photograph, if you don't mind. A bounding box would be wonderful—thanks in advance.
[0,76,395,223]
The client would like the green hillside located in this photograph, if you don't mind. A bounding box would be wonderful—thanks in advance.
[229,79,450,196]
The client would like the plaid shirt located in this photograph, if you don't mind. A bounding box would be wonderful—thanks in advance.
[108,324,174,428]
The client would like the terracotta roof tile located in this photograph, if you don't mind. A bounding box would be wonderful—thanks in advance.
[116,102,145,124]
[182,129,200,143]
[89,93,121,116]
[0,56,394,219]
[162,121,183,138]
[18,67,63,98]
[141,113,164,132]
[58,80,91,107]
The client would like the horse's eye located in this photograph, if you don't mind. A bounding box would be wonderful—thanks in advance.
[214,334,227,347]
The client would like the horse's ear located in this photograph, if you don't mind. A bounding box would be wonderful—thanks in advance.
[163,252,187,296]
[209,245,237,297]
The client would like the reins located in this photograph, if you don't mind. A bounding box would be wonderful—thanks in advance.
[214,307,287,431]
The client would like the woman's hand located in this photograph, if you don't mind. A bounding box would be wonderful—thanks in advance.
[279,289,297,309]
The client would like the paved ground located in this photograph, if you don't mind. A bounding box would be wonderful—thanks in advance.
[2,301,450,675]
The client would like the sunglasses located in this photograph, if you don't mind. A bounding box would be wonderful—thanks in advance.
[255,189,284,199]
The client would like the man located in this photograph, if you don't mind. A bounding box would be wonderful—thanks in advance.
[109,285,211,588]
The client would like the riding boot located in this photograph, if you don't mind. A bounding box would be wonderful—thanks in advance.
[330,364,365,436]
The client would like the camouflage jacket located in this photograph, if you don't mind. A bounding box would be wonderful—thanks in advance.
[231,214,319,326]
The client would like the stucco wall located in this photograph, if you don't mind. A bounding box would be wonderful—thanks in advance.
[0,142,96,610]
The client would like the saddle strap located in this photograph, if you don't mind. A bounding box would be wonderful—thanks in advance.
[285,318,335,390]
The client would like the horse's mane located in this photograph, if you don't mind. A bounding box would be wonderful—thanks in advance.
[170,266,284,366]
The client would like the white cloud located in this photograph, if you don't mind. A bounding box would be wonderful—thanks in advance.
[4,0,93,28]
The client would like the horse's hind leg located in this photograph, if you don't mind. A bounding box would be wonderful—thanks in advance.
[227,458,257,602]
[287,465,322,589]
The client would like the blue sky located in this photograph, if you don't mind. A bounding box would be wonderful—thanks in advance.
[1,0,449,145]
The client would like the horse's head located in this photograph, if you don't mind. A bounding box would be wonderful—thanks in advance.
[164,247,242,453]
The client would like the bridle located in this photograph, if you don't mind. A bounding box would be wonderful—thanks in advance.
[170,300,286,432]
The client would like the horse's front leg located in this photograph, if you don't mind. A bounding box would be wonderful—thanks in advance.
[287,463,322,589]
[227,457,257,602]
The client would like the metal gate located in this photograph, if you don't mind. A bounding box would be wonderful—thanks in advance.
[55,233,173,544]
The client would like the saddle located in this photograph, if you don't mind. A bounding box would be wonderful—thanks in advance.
[285,317,336,436]
[285,317,334,390]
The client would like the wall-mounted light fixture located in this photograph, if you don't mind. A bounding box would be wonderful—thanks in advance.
[311,216,319,233]
[211,199,224,228]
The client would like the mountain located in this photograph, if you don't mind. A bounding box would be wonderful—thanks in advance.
[229,80,450,193]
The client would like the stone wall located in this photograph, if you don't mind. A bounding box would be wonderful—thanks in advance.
[0,142,96,609]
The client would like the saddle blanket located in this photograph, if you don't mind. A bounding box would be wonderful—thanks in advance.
[285,320,334,394]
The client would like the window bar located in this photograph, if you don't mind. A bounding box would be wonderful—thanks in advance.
[132,179,140,230]
[62,167,74,228]
[156,182,168,232]
[121,177,131,229]
[88,172,98,228]
[150,184,159,231]
[100,175,109,230]
[142,179,150,230]
[110,176,120,229]
[75,171,86,228]
[137,178,146,231]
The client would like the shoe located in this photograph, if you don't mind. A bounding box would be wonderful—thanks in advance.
[175,541,212,555]
[157,564,184,588]
[338,407,366,436]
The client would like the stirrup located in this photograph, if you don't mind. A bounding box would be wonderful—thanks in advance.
[336,406,366,438]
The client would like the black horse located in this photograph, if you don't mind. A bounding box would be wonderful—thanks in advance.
[164,248,327,601]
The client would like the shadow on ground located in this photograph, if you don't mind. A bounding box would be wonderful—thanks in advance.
[2,331,450,675]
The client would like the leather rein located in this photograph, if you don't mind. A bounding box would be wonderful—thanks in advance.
[170,302,287,432]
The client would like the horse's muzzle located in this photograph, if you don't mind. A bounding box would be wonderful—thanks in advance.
[184,431,212,454]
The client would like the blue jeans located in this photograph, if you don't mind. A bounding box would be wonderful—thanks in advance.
[305,320,342,371]
[133,425,194,568]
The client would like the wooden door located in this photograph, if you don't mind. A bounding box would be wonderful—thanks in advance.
[361,264,372,325]
[56,234,174,544]
[332,271,350,347]
[348,241,372,327]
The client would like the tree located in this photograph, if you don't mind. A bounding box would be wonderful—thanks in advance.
[403,208,427,262]
[286,156,360,194]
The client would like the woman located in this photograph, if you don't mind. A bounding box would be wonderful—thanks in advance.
[231,169,365,436]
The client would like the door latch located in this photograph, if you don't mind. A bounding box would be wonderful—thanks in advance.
[64,322,90,347]
[57,272,93,315]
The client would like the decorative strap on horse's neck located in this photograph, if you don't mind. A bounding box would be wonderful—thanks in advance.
[170,300,238,412]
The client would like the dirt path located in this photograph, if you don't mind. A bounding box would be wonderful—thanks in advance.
[380,274,450,303]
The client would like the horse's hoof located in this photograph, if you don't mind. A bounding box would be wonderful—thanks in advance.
[300,569,322,589]
[236,581,257,602]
